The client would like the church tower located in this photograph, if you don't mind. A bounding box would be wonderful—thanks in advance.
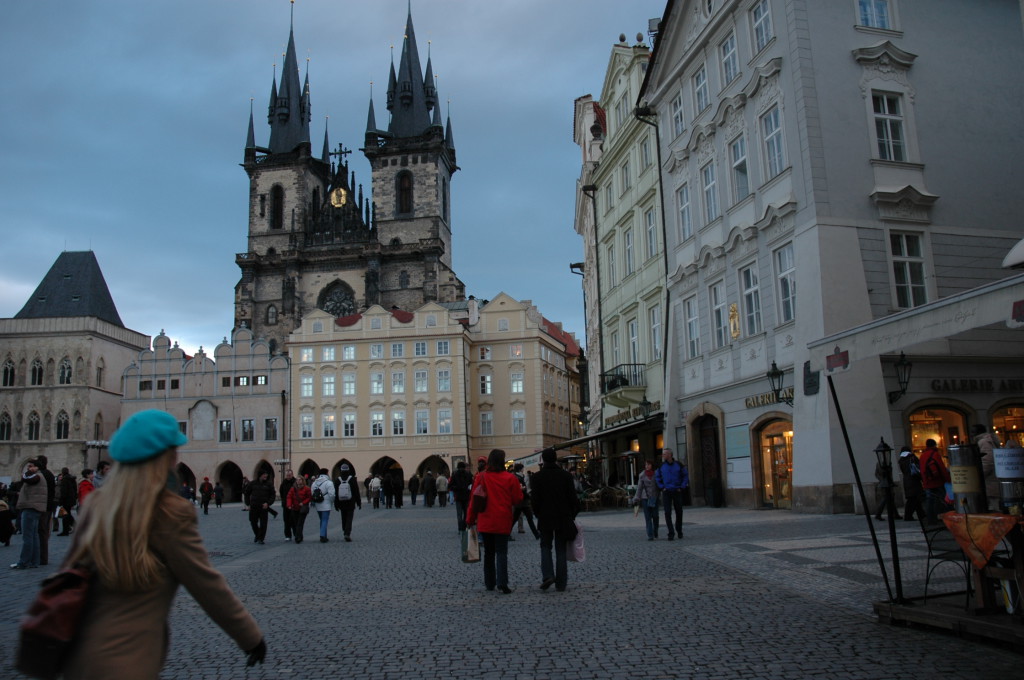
[236,7,464,353]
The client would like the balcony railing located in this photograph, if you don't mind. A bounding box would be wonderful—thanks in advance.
[601,363,646,395]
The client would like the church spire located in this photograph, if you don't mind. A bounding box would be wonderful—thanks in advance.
[388,6,432,137]
[267,8,311,154]
[321,118,330,163]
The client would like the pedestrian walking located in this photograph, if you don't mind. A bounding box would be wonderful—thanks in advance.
[279,469,297,541]
[214,482,224,508]
[436,472,449,508]
[450,461,474,532]
[199,477,214,515]
[530,448,581,592]
[897,445,923,522]
[655,448,688,540]
[311,469,335,542]
[59,409,265,678]
[57,467,78,535]
[873,459,902,521]
[408,473,420,505]
[34,454,56,564]
[423,471,437,507]
[972,424,1002,510]
[334,464,362,541]
[633,460,661,540]
[247,472,275,544]
[369,475,382,509]
[920,438,950,523]
[78,469,95,510]
[286,476,311,543]
[466,449,523,594]
[511,463,540,539]
[92,460,111,489]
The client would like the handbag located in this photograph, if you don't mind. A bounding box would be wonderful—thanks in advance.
[471,479,488,514]
[461,527,480,563]
[567,521,586,563]
[17,564,94,679]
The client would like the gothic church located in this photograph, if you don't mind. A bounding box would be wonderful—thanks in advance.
[235,8,465,352]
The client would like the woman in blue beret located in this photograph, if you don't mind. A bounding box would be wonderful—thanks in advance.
[60,409,266,679]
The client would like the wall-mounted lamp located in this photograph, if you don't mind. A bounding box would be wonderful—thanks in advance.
[887,352,913,404]
[639,394,652,420]
[766,361,794,406]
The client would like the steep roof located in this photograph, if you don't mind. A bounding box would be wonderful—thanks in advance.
[15,251,124,327]
[542,317,580,357]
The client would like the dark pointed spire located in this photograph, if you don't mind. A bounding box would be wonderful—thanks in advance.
[445,111,455,149]
[246,100,256,149]
[386,56,397,111]
[267,11,311,154]
[267,69,278,125]
[321,118,330,162]
[423,54,437,111]
[388,7,432,137]
[366,97,377,132]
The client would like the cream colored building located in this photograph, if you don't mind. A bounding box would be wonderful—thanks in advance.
[285,295,581,481]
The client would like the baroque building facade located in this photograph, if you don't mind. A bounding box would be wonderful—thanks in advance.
[634,0,1024,512]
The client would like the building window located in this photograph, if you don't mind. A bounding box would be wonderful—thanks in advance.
[299,347,313,363]
[607,244,617,288]
[370,343,384,359]
[511,371,524,394]
[342,373,356,396]
[762,105,785,179]
[640,135,652,169]
[343,413,356,437]
[684,296,701,359]
[0,413,11,440]
[649,305,662,361]
[3,360,15,387]
[775,243,796,323]
[512,410,525,435]
[614,95,629,130]
[399,270,410,288]
[235,376,249,387]
[397,171,413,214]
[752,0,774,53]
[31,359,43,386]
[480,374,493,395]
[27,412,40,440]
[322,346,335,361]
[300,374,313,398]
[509,344,523,359]
[392,410,405,436]
[498,318,510,332]
[872,92,905,161]
[370,372,384,395]
[624,228,635,276]
[58,358,72,385]
[315,413,332,438]
[720,31,739,84]
[255,375,266,386]
[891,232,927,308]
[300,414,313,438]
[370,317,382,330]
[343,345,356,360]
[740,265,763,336]
[55,411,69,439]
[479,346,492,360]
[438,409,452,435]
[702,162,719,223]
[693,65,710,113]
[391,343,404,358]
[371,412,384,437]
[219,377,229,388]
[438,369,451,392]
[392,371,405,394]
[628,318,640,363]
[645,209,657,259]
[426,314,437,327]
[676,184,692,241]
[238,418,253,442]
[480,412,493,436]
[671,92,685,137]
[416,409,429,435]
[312,320,324,333]
[858,0,891,29]
[414,370,428,392]
[610,331,621,366]
[730,136,749,202]
[604,183,613,212]
[270,185,284,230]
[265,418,278,441]
[710,281,728,349]
[322,373,335,397]
[219,419,232,443]
[414,341,427,357]
[436,340,450,355]
[266,305,278,325]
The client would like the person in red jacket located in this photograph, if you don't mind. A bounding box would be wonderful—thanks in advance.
[919,439,950,524]
[466,449,523,594]
[286,476,313,544]
[78,469,95,509]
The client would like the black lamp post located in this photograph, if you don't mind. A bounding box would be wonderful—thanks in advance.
[639,394,652,421]
[766,361,794,406]
[887,352,913,404]
[874,437,906,603]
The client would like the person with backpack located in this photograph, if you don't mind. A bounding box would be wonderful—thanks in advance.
[449,461,474,531]
[369,475,382,509]
[311,469,335,542]
[919,439,950,524]
[334,464,362,542]
[897,445,923,522]
[436,472,449,508]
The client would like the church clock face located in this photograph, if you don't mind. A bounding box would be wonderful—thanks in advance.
[321,288,355,317]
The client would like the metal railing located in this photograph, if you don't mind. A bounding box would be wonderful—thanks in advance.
[600,363,646,394]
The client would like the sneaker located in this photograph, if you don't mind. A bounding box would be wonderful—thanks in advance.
[285,537,292,542]
[540,577,556,591]
[344,536,352,542]
[10,563,26,569]
[320,536,328,543]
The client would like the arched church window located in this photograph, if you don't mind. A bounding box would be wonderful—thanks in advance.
[0,412,10,440]
[56,411,70,440]
[59,358,73,385]
[27,412,40,441]
[399,271,410,289]
[267,305,278,325]
[397,171,413,215]
[270,185,285,230]
[31,359,43,386]
[442,177,448,222]
[95,358,105,388]
[2,359,14,387]
[391,238,402,246]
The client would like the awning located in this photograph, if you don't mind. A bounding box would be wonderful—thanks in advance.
[546,415,663,452]
[807,272,1024,373]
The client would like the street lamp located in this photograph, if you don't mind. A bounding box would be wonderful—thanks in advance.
[873,437,906,603]
[887,352,913,404]
[766,361,794,406]
[639,394,652,421]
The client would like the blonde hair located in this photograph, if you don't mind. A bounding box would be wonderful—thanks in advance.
[68,449,174,591]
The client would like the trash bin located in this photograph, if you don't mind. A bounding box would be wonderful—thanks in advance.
[948,444,986,513]
[994,447,1024,515]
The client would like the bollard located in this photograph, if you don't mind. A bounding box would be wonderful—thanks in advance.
[948,444,986,513]
[994,447,1024,515]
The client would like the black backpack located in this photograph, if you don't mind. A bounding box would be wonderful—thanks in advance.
[312,486,325,504]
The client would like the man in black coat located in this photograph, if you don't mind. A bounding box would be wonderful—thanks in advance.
[247,472,276,544]
[529,448,581,592]
[35,455,56,565]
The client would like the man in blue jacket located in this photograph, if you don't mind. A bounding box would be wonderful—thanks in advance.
[655,448,689,540]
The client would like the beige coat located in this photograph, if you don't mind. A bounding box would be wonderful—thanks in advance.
[63,491,262,680]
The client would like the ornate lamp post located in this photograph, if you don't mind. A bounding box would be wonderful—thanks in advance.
[887,352,913,404]
[874,437,906,603]
[766,361,794,406]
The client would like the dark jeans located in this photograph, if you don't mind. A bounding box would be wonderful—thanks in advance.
[201,497,211,514]
[512,505,539,538]
[642,501,660,538]
[38,508,51,565]
[480,532,510,590]
[249,506,269,541]
[338,503,356,537]
[19,509,41,567]
[924,487,949,523]
[293,508,308,542]
[455,498,469,532]
[903,493,924,521]
[282,508,295,538]
[662,489,684,538]
[410,492,418,505]
[540,528,570,589]
[60,505,76,534]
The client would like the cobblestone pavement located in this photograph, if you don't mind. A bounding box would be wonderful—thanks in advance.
[2,501,1020,679]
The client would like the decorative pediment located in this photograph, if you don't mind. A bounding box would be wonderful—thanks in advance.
[711,94,748,132]
[756,200,798,243]
[724,225,760,258]
[870,184,938,223]
[742,57,782,101]
[853,41,917,100]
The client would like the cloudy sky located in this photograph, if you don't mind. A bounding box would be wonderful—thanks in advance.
[0,0,662,354]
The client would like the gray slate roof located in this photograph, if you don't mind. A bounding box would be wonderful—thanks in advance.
[15,251,124,327]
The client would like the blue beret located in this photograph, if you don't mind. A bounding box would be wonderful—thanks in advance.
[110,410,187,464]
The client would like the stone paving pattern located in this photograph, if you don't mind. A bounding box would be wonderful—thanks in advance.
[2,501,1020,679]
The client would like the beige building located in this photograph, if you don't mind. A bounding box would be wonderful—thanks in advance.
[0,252,148,483]
[285,295,581,482]
[120,327,290,501]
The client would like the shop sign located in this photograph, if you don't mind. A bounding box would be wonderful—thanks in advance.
[745,388,794,408]
[605,401,662,427]
[930,378,1024,393]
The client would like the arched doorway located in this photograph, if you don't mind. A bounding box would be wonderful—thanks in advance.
[417,454,449,479]
[176,463,196,497]
[330,459,357,480]
[992,404,1024,447]
[695,415,723,507]
[908,405,967,458]
[297,458,320,482]
[756,419,793,509]
[218,461,243,503]
[254,460,275,484]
